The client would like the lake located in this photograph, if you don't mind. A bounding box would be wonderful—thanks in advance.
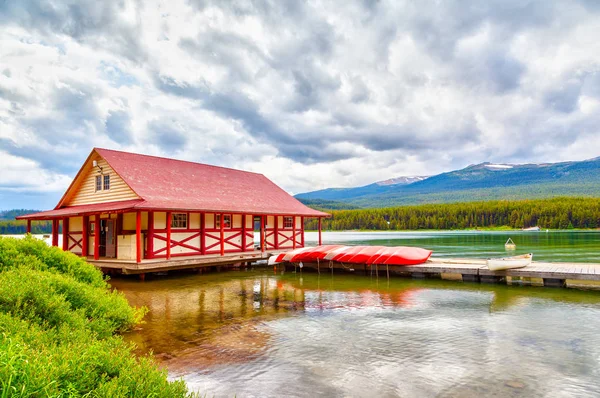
[302,230,600,263]
[112,231,600,397]
[112,271,600,397]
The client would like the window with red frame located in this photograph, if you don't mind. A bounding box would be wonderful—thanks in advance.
[216,214,232,229]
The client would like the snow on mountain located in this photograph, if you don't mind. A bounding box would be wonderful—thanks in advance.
[484,164,514,170]
[376,176,429,186]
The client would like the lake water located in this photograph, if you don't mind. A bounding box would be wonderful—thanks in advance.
[302,230,600,263]
[110,231,600,396]
[113,271,600,397]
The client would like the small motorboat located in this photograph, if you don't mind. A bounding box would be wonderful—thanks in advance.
[522,226,541,232]
[505,238,516,250]
[487,253,533,271]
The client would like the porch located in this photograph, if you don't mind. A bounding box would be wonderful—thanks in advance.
[89,249,287,277]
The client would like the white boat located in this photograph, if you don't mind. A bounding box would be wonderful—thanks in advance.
[504,238,516,250]
[487,253,533,271]
[522,226,540,232]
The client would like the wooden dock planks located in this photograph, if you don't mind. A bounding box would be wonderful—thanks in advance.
[90,249,600,287]
[292,257,600,286]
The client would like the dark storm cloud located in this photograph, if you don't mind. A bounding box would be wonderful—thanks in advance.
[544,79,582,114]
[155,74,280,141]
[105,110,134,144]
[147,120,189,153]
[1,81,102,174]
[3,0,600,203]
[0,0,146,62]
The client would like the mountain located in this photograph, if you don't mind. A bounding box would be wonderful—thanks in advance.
[296,175,427,202]
[295,157,600,208]
[376,176,428,186]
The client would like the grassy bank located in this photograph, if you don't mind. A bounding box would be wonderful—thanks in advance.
[0,235,192,397]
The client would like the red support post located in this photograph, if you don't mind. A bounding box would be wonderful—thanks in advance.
[274,216,279,249]
[166,211,172,260]
[94,215,100,260]
[136,211,142,263]
[242,214,247,252]
[220,213,225,256]
[200,213,206,255]
[292,216,296,249]
[51,219,59,247]
[26,219,31,234]
[82,215,88,258]
[318,217,322,246]
[260,215,265,252]
[301,216,304,247]
[62,217,69,251]
[147,211,154,259]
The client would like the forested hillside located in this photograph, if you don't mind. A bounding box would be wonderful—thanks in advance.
[297,157,600,207]
[0,209,52,234]
[304,197,600,231]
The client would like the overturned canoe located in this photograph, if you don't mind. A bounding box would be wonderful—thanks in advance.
[273,245,432,266]
[487,253,533,271]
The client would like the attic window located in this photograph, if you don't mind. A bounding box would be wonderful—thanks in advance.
[103,174,110,190]
[95,176,102,192]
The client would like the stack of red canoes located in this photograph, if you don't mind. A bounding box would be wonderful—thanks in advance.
[270,245,432,266]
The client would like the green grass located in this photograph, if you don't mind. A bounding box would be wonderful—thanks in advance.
[0,235,194,397]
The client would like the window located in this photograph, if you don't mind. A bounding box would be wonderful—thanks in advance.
[89,221,95,236]
[171,213,188,229]
[283,216,294,229]
[95,176,102,191]
[103,174,110,190]
[216,214,231,229]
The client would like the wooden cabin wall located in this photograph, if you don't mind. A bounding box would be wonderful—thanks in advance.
[268,215,303,249]
[146,211,255,258]
[65,216,83,255]
[66,156,139,206]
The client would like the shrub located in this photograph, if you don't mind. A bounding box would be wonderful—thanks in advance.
[0,236,193,397]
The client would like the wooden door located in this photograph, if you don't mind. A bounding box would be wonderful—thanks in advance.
[105,219,116,258]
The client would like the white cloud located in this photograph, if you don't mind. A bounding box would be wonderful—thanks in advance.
[1,0,600,209]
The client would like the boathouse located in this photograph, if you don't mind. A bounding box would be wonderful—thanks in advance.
[17,148,328,270]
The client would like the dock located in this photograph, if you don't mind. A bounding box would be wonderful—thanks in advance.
[90,250,284,278]
[90,249,600,289]
[284,257,600,288]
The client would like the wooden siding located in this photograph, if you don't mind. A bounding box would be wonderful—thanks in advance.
[123,212,148,230]
[65,155,139,206]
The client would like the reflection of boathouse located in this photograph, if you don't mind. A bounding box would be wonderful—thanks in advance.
[17,148,328,273]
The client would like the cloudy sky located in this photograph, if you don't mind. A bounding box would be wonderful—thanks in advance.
[2,0,600,210]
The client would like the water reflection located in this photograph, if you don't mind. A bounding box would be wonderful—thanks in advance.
[112,270,600,397]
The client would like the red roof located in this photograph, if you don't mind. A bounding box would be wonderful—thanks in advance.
[17,200,143,220]
[19,148,328,219]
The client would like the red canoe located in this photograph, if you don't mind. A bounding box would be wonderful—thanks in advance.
[300,245,345,262]
[377,247,432,265]
[323,246,351,261]
[332,246,368,263]
[382,247,432,265]
[345,246,388,264]
[366,247,397,265]
[273,245,432,266]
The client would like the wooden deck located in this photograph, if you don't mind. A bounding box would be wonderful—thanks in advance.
[89,250,284,275]
[89,249,600,288]
[291,257,600,288]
